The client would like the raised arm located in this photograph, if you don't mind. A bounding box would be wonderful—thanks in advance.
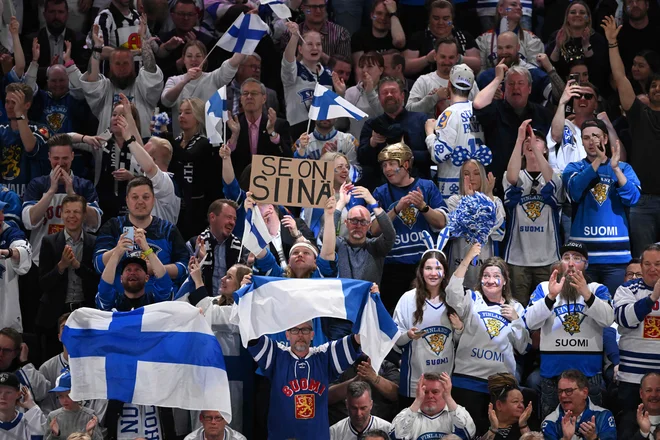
[9,17,25,77]
[101,236,131,284]
[506,119,530,186]
[87,24,103,82]
[8,89,37,152]
[320,196,337,261]
[139,15,157,73]
[602,16,635,111]
[551,81,579,143]
[385,0,405,49]
[219,144,235,185]
[135,227,167,278]
[473,61,507,110]
[283,21,300,63]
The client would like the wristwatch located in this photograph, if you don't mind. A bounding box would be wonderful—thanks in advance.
[123,135,137,149]
[10,115,25,121]
[420,204,430,213]
[269,131,279,138]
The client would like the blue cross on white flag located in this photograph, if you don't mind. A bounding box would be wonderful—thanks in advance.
[205,86,228,145]
[217,12,269,55]
[308,83,369,121]
[260,0,292,19]
[62,302,232,422]
[241,206,273,256]
[231,277,401,371]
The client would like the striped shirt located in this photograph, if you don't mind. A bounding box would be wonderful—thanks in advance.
[279,20,351,60]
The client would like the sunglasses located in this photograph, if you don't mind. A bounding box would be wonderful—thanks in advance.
[576,93,594,100]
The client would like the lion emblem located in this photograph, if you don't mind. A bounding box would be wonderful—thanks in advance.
[643,316,660,339]
[46,112,65,132]
[523,200,542,221]
[398,206,418,228]
[425,333,446,355]
[294,394,315,419]
[590,183,609,206]
[0,145,22,180]
[485,318,502,337]
[562,313,582,334]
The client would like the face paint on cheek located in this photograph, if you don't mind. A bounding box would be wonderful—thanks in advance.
[447,21,452,25]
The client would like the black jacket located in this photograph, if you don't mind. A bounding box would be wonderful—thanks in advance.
[37,230,99,328]
[25,27,87,89]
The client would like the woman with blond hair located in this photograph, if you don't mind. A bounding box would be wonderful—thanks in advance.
[170,97,221,238]
[161,40,246,135]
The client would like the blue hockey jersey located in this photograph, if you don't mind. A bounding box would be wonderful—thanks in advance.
[373,178,447,265]
[0,123,49,197]
[563,159,640,264]
[248,334,360,440]
[93,215,189,288]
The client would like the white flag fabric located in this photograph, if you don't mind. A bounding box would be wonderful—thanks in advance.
[217,12,269,55]
[205,87,228,145]
[241,206,273,255]
[308,83,369,121]
[62,302,232,422]
[260,0,292,19]
[232,277,401,371]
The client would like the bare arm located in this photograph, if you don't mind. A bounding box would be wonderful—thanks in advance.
[220,145,235,184]
[463,48,481,74]
[403,49,434,76]
[473,62,507,110]
[88,24,103,82]
[9,17,25,77]
[320,197,337,261]
[602,16,635,111]
[283,22,300,63]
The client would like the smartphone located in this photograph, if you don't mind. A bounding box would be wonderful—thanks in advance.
[568,73,580,85]
[414,329,427,336]
[123,226,134,241]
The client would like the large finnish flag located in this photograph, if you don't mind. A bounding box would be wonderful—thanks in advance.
[205,86,228,145]
[231,277,401,371]
[62,302,232,422]
[217,12,269,55]
[260,0,291,19]
[241,206,272,255]
[308,83,369,121]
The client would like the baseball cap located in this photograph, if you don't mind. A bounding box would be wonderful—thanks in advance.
[0,372,21,390]
[449,64,474,91]
[560,240,589,260]
[121,256,148,273]
[581,118,607,134]
[0,201,7,212]
[50,370,71,393]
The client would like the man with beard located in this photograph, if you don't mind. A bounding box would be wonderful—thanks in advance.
[476,32,551,105]
[604,16,660,258]
[615,0,660,75]
[391,372,475,439]
[81,18,163,137]
[329,381,392,439]
[96,226,173,311]
[28,0,86,89]
[358,77,432,190]
[247,320,362,440]
[524,240,614,419]
[407,38,479,118]
[618,372,660,439]
[613,244,660,412]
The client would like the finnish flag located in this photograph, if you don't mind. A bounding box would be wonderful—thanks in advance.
[205,86,228,145]
[241,206,273,256]
[308,83,369,121]
[62,302,232,422]
[260,0,291,19]
[217,12,269,55]
[231,276,401,371]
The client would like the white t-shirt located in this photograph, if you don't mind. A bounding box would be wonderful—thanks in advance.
[546,119,585,173]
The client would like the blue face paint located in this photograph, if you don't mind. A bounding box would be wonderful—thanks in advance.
[446,20,453,25]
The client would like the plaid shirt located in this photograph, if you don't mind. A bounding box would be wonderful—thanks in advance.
[279,20,351,59]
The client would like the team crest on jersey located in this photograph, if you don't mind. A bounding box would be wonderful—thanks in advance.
[590,182,610,206]
[298,89,315,109]
[1,145,22,180]
[423,326,452,355]
[417,433,446,439]
[398,206,418,229]
[521,194,545,221]
[47,112,65,132]
[294,394,315,419]
[643,316,660,339]
[37,126,50,139]
[48,224,65,235]
[554,304,586,335]
[436,111,451,129]
[478,311,507,339]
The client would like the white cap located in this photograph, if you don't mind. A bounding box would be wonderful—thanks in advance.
[449,64,474,91]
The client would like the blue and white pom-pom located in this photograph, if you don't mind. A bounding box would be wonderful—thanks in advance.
[447,192,498,264]
[152,112,171,135]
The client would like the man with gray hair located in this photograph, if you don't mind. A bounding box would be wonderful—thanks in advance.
[226,54,280,115]
[330,381,392,439]
[225,78,291,176]
[473,62,551,197]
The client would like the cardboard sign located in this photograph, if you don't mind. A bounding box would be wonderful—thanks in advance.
[249,155,332,208]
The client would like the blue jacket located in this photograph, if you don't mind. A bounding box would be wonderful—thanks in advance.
[542,399,617,440]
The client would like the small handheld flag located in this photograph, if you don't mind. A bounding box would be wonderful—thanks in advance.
[205,86,228,145]
[308,83,369,121]
[217,12,269,55]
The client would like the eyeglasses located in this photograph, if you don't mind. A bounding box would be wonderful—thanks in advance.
[0,348,16,354]
[576,93,594,100]
[240,91,263,97]
[202,416,224,422]
[174,12,197,18]
[562,255,586,263]
[625,271,643,279]
[558,387,579,396]
[289,327,313,335]
[347,218,370,226]
[334,165,349,172]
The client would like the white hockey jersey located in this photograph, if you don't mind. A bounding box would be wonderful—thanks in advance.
[329,415,392,440]
[393,289,455,398]
[614,278,660,385]
[390,406,475,440]
[445,276,530,393]
[0,222,32,332]
[425,101,489,200]
[0,406,46,440]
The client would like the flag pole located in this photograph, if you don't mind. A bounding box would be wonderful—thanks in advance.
[223,119,227,145]
[201,44,216,67]
[286,18,306,44]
